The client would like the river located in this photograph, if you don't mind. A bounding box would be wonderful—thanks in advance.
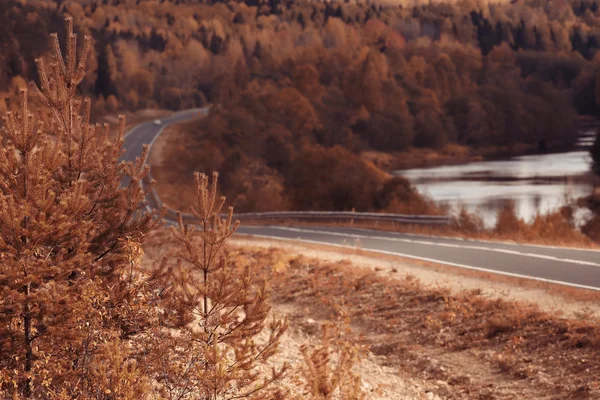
[395,151,595,227]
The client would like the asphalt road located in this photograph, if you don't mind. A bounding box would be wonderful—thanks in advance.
[119,108,208,187]
[121,110,600,292]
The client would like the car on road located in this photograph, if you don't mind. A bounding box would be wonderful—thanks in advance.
[153,119,162,126]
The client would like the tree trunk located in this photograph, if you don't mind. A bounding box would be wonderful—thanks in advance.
[24,283,32,398]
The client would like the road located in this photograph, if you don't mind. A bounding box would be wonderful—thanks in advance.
[121,109,600,292]
[119,108,208,188]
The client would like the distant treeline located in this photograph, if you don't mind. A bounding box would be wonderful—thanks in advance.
[2,0,598,149]
[1,0,599,212]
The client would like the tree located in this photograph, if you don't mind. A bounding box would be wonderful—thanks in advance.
[147,172,289,399]
[0,16,162,398]
[287,145,384,211]
[94,44,118,97]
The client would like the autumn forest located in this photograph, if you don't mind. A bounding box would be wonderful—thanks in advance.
[2,0,600,216]
[3,0,600,398]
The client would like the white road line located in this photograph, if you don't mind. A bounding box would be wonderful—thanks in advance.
[240,233,600,292]
[251,226,600,268]
[329,226,600,253]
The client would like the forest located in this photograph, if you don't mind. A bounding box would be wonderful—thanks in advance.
[4,11,600,399]
[1,0,600,215]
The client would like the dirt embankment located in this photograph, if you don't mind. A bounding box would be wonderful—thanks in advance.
[145,230,600,399]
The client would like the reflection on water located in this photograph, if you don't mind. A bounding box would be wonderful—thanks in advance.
[396,151,594,227]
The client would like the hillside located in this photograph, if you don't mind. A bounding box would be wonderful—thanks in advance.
[2,0,600,216]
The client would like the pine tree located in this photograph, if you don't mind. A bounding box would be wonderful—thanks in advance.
[148,172,289,400]
[0,16,163,398]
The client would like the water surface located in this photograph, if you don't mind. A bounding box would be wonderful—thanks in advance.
[396,151,594,227]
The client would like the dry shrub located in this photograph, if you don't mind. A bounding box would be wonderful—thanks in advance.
[492,349,536,379]
[485,315,519,338]
[582,214,600,242]
[295,320,367,400]
[148,172,289,399]
[529,208,589,243]
[445,201,592,245]
[494,201,528,236]
[494,202,590,244]
[451,206,484,234]
[376,176,441,215]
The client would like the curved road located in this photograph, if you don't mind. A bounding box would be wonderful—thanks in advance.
[120,109,600,292]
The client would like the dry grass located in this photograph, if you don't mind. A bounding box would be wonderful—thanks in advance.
[231,234,600,305]
[239,218,598,250]
[382,144,473,170]
[144,231,600,399]
[235,247,600,399]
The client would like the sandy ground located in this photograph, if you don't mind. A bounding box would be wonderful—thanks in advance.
[144,230,445,399]
[144,228,600,399]
[230,237,600,320]
[259,302,433,399]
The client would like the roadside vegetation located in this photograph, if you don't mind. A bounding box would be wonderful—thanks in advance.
[152,121,597,247]
[3,0,600,241]
[0,20,367,399]
[3,9,600,400]
[256,204,599,248]
[145,236,600,399]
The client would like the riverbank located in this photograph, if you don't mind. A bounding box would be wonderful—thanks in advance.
[394,149,597,231]
[362,142,583,171]
[140,112,599,246]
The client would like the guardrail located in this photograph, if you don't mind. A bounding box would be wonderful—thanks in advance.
[144,169,450,226]
[134,111,450,228]
[223,211,450,224]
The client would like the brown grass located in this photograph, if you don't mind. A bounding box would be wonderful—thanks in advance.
[143,229,600,398]
[232,234,600,305]
[240,201,598,249]
[238,216,598,250]
[380,144,473,170]
[235,246,600,399]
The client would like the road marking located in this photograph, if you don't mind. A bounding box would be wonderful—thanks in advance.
[249,226,600,268]
[240,233,600,292]
[331,226,600,253]
[123,108,600,289]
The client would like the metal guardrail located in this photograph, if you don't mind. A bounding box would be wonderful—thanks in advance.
[145,168,450,226]
[134,110,451,227]
[223,211,450,224]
